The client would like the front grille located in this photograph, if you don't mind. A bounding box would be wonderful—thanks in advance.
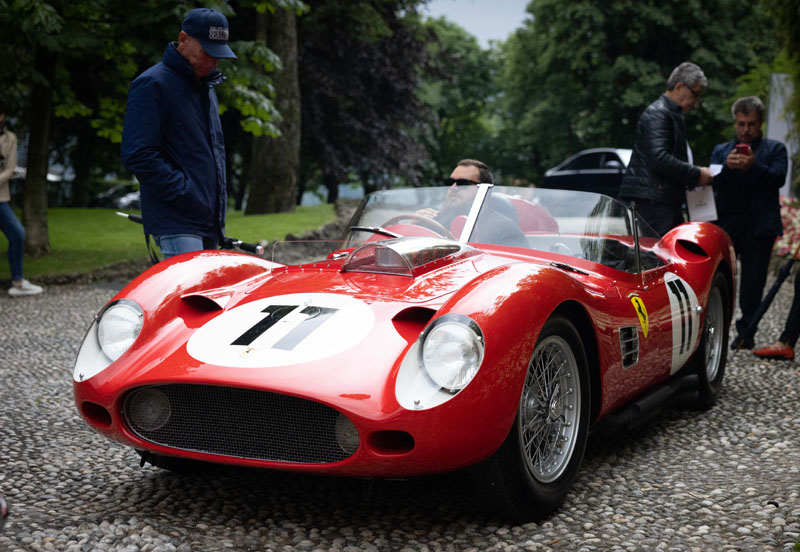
[123,384,350,464]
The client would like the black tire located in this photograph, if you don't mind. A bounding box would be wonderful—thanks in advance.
[136,450,214,474]
[688,269,730,408]
[471,315,590,522]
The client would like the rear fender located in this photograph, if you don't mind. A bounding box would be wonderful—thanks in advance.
[660,222,736,312]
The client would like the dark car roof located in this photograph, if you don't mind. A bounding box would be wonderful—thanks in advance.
[544,148,632,175]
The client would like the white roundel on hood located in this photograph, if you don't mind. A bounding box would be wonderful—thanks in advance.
[187,293,375,368]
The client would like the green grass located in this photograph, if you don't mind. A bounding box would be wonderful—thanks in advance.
[0,204,336,280]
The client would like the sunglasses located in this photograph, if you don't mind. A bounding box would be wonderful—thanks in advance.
[443,177,480,186]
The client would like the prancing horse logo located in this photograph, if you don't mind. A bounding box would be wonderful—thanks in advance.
[630,296,648,338]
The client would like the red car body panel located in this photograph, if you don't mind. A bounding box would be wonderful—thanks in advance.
[74,193,735,478]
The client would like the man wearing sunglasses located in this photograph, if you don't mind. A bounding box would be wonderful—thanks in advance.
[619,62,713,235]
[419,159,528,248]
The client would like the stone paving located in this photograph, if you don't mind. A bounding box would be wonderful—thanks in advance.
[0,278,798,551]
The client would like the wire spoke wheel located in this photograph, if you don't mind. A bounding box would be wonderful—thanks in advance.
[519,335,581,484]
[472,315,589,522]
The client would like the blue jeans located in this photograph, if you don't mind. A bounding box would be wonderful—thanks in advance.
[0,202,25,281]
[155,234,219,259]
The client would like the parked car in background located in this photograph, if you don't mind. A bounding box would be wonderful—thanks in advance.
[541,148,631,198]
[90,183,140,209]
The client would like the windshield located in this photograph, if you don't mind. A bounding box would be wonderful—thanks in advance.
[345,186,663,273]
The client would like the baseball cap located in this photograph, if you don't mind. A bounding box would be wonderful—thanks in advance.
[181,8,236,60]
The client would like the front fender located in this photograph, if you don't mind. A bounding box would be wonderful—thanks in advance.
[112,250,280,312]
[417,262,598,459]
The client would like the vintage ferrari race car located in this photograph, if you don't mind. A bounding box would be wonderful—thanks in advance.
[73,185,735,521]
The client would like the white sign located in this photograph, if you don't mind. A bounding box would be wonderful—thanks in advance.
[686,185,718,222]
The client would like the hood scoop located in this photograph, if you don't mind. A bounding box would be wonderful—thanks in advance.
[181,288,234,311]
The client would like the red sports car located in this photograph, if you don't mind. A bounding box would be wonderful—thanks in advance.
[73,185,735,521]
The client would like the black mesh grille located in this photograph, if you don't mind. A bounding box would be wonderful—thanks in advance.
[123,384,350,464]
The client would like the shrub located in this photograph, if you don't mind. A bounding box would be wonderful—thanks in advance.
[774,195,800,257]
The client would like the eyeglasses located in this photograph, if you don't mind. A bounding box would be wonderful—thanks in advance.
[685,83,703,103]
[443,177,480,186]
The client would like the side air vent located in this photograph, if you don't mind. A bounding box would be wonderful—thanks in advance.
[619,326,639,369]
[675,239,709,261]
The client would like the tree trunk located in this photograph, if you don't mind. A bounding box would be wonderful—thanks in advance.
[23,48,55,257]
[296,158,308,205]
[324,169,339,203]
[70,120,95,207]
[245,9,300,214]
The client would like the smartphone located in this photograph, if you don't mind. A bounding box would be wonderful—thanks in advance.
[734,144,751,155]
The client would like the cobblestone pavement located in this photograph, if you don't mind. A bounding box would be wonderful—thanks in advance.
[0,280,798,551]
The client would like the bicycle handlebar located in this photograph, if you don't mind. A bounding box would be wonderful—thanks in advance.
[116,211,143,224]
[220,237,265,256]
[116,212,265,256]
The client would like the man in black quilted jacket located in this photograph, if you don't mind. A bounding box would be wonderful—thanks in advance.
[619,62,713,235]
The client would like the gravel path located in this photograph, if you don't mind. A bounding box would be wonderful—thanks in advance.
[0,279,798,551]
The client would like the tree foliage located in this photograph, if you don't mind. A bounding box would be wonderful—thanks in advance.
[3,0,795,255]
[762,0,800,149]
[0,0,304,254]
[497,0,782,182]
[297,0,433,201]
[418,17,495,184]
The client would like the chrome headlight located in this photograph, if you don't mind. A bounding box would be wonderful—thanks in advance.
[421,316,484,392]
[97,300,143,362]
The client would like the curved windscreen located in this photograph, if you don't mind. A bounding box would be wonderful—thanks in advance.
[345,186,663,273]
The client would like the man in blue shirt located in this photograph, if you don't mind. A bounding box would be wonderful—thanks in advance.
[710,96,788,349]
[121,8,236,258]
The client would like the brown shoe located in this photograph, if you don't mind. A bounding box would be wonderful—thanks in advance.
[753,343,794,360]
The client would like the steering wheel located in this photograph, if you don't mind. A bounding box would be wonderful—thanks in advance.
[382,214,456,240]
[550,242,573,256]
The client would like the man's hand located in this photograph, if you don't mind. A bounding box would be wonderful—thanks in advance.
[698,166,713,186]
[416,207,438,219]
[726,149,755,171]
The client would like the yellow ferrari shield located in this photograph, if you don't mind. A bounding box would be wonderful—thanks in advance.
[631,296,648,338]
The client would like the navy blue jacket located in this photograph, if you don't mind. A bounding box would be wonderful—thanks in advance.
[121,43,227,239]
[710,136,787,238]
[619,94,701,207]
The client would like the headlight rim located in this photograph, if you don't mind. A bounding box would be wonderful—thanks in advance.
[420,314,484,392]
[97,298,144,362]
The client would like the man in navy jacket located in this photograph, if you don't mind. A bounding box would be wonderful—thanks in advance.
[711,96,788,349]
[121,8,236,258]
